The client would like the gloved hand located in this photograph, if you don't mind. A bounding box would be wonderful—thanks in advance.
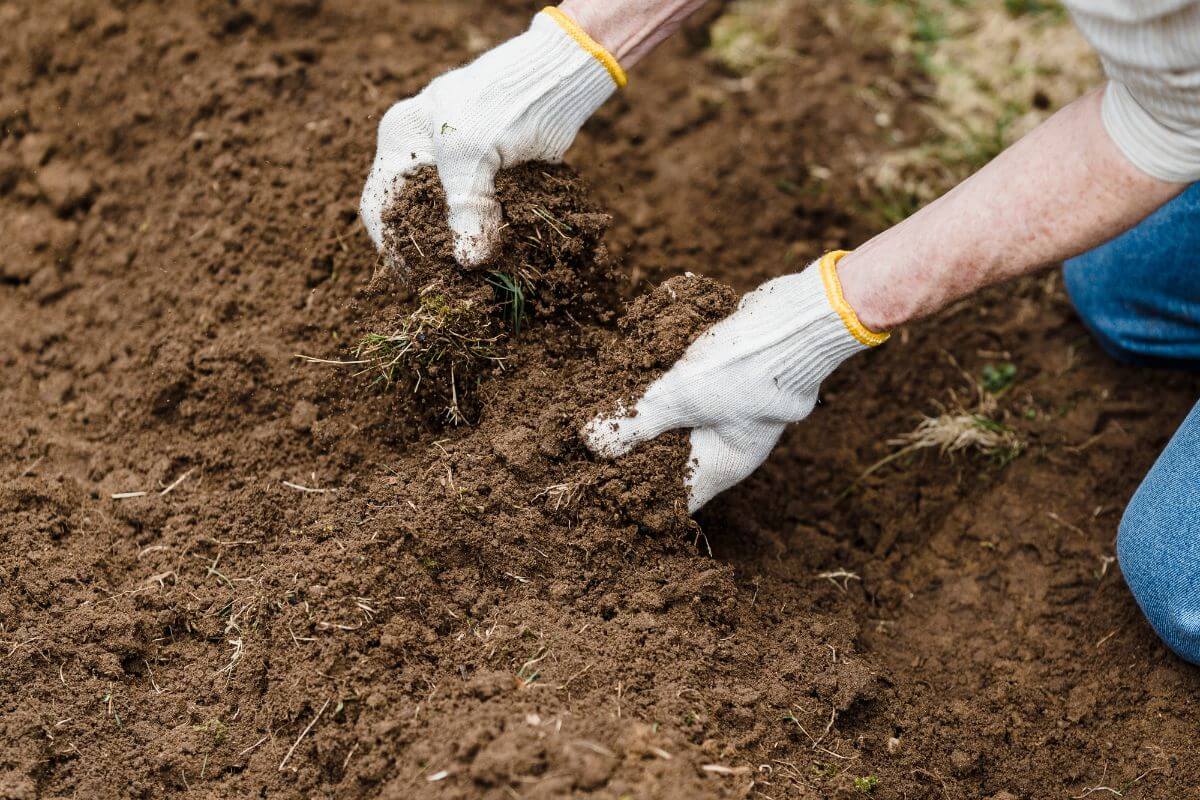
[584,252,889,512]
[360,8,625,266]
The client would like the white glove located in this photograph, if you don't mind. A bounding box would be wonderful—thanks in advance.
[584,252,889,513]
[360,8,625,266]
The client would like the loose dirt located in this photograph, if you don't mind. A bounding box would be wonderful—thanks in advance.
[3,2,1199,799]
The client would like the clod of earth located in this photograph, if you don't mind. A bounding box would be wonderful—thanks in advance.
[350,165,622,426]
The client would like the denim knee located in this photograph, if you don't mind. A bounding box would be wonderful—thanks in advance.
[1117,489,1200,665]
[1063,182,1200,368]
[1062,260,1145,365]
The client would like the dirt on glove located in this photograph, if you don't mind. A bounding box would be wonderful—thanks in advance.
[4,2,1200,800]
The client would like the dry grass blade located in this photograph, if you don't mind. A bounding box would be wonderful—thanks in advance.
[530,205,573,239]
[848,411,1022,494]
[887,412,1021,458]
[533,479,592,510]
[278,698,331,772]
[351,289,507,423]
[844,368,1024,498]
[355,316,502,390]
[701,764,752,776]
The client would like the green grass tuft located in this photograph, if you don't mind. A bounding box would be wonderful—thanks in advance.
[486,271,528,334]
[1004,0,1066,18]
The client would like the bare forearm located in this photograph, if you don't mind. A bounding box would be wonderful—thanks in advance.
[559,0,710,68]
[838,88,1185,331]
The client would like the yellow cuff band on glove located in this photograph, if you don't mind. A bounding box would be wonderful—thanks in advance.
[540,7,628,88]
[819,250,890,347]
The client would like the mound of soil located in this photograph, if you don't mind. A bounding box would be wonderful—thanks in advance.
[4,2,1200,799]
[365,162,736,541]
[2,162,878,799]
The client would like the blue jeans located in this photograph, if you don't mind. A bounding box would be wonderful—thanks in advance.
[1064,182,1200,664]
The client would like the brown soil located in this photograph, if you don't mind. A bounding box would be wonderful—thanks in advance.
[359,163,622,427]
[3,2,1199,800]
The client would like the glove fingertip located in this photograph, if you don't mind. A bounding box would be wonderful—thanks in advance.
[447,197,501,267]
[683,455,721,515]
[360,192,386,251]
[452,230,495,268]
[684,423,786,515]
[586,380,693,461]
[361,156,432,253]
[582,413,635,459]
[686,483,712,515]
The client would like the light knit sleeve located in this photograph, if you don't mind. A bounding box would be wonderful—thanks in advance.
[1065,0,1200,182]
[1102,80,1200,183]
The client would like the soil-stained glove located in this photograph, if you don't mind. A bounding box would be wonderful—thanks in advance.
[360,8,626,266]
[584,251,889,513]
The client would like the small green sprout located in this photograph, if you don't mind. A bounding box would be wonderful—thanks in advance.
[854,775,879,794]
[1004,0,1066,18]
[516,650,547,688]
[913,6,946,43]
[486,271,527,334]
[981,362,1017,393]
[100,689,123,727]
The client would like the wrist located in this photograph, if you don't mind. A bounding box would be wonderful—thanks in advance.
[835,248,908,332]
[557,0,707,69]
[819,251,890,346]
[756,259,879,396]
[555,2,641,66]
[536,7,627,88]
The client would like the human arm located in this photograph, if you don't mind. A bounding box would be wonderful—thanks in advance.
[838,88,1185,331]
[842,0,1200,327]
[359,2,708,266]
[585,86,1189,512]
